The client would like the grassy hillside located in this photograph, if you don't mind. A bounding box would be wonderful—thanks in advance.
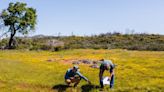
[59,34,164,51]
[1,33,164,51]
[0,49,164,92]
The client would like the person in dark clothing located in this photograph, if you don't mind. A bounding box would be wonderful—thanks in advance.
[99,59,115,88]
[65,65,91,87]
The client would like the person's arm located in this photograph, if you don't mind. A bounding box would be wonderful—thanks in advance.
[77,71,91,84]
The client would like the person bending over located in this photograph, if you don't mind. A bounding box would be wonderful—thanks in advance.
[99,59,115,88]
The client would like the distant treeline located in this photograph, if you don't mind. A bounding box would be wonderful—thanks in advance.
[0,33,164,51]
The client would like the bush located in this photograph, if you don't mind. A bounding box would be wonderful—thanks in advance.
[1,33,164,51]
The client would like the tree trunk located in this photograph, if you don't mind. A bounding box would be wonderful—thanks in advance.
[8,25,16,49]
[8,34,14,49]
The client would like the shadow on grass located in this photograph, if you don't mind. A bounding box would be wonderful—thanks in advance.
[81,84,100,92]
[52,84,70,92]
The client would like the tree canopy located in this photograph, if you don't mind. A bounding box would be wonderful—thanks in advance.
[0,2,37,48]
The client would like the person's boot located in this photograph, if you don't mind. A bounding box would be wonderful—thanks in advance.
[101,85,104,88]
[110,85,113,88]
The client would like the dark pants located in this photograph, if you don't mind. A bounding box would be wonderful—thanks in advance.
[99,66,114,88]
[110,74,114,88]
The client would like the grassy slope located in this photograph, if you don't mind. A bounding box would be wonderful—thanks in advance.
[0,49,164,92]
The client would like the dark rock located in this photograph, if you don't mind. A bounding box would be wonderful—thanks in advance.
[81,60,92,64]
[47,59,53,62]
[93,61,98,64]
[90,64,99,68]
[72,61,80,65]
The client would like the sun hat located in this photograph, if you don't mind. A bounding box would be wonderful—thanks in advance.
[73,65,79,70]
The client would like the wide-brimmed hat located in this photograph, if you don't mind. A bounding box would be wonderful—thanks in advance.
[73,65,79,70]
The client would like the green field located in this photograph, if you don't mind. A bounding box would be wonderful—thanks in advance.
[0,49,164,92]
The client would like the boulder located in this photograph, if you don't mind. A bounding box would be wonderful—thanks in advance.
[80,60,92,64]
[72,61,80,65]
[90,64,99,68]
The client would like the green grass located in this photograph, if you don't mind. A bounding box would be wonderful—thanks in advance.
[0,49,164,92]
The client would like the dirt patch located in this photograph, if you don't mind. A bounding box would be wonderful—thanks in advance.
[73,59,101,67]
[72,59,95,65]
[16,83,31,89]
[89,64,100,68]
[61,59,76,64]
[61,59,101,68]
[46,58,59,62]
[0,80,6,88]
